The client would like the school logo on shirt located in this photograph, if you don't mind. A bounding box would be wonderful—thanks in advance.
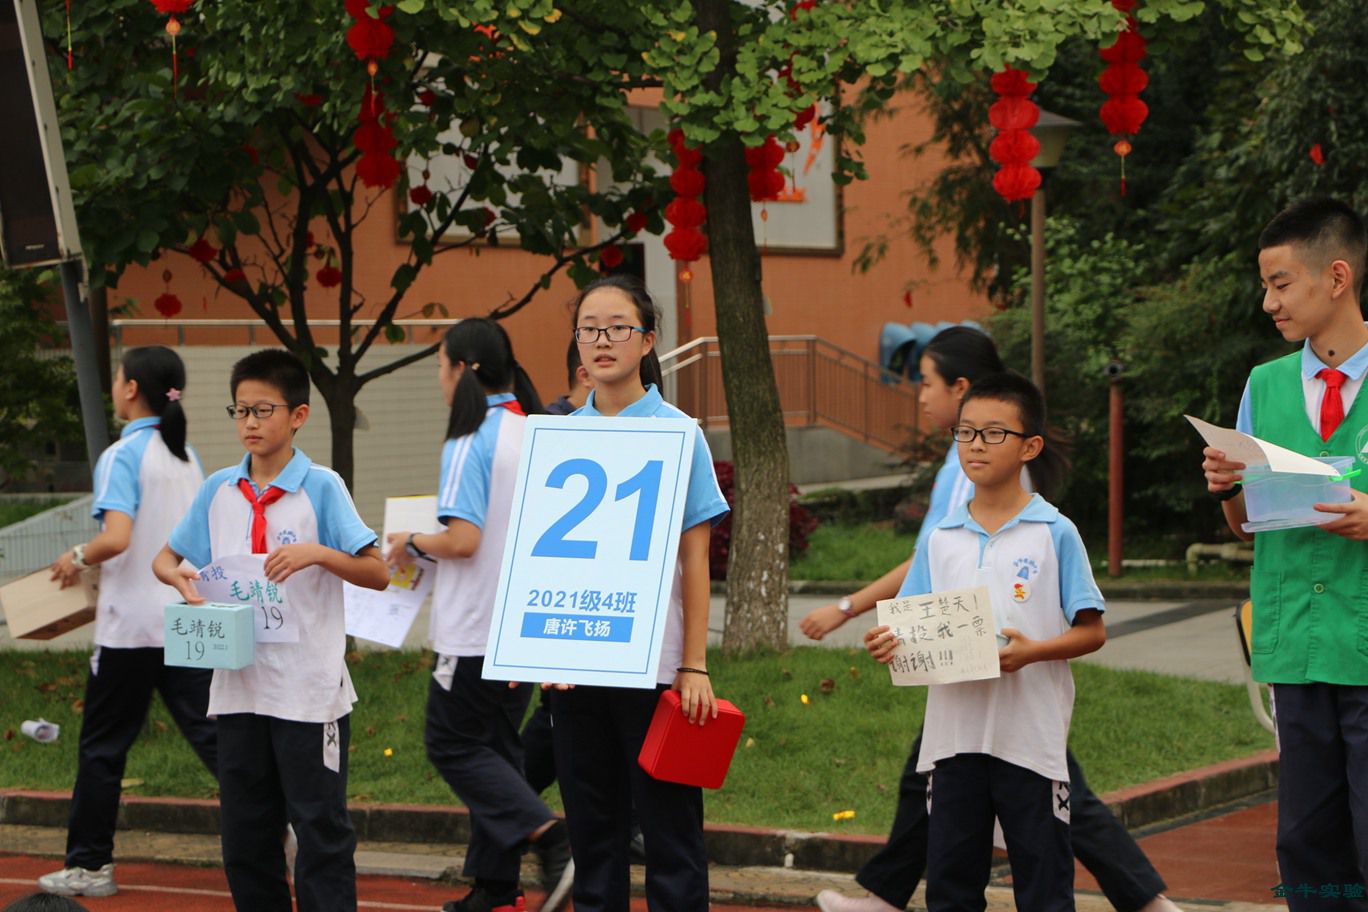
[1356,425,1368,467]
[1011,582,1029,602]
[276,529,298,545]
[1012,557,1039,581]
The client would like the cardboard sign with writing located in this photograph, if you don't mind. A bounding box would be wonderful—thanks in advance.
[875,586,1001,686]
[0,569,98,640]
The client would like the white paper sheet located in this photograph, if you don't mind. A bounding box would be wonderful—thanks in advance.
[1185,415,1339,476]
[875,586,1001,686]
[195,554,298,643]
[379,495,441,558]
[344,558,435,648]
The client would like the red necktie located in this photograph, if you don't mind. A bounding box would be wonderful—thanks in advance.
[238,479,285,554]
[1318,368,1347,441]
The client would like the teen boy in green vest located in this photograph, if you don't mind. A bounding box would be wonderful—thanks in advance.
[1203,197,1368,911]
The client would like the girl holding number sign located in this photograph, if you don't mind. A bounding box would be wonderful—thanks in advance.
[549,275,729,912]
[385,319,575,912]
[40,346,215,899]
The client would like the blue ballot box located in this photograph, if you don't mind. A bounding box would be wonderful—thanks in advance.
[1241,456,1355,533]
[164,602,255,669]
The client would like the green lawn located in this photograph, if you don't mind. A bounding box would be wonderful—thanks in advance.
[792,520,1251,585]
[0,499,70,528]
[0,649,1273,836]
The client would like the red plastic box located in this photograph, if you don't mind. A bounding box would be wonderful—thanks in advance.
[638,689,745,789]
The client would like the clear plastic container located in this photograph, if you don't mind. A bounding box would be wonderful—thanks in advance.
[1241,455,1355,533]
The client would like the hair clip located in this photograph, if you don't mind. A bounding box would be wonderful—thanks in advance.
[166,388,182,402]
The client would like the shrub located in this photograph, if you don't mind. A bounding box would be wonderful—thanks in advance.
[708,460,818,580]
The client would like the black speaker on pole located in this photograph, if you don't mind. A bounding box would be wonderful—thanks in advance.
[0,0,81,269]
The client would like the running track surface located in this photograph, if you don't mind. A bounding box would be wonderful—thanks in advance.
[0,854,813,911]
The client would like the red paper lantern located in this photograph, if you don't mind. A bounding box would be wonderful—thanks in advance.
[154,292,183,318]
[148,0,194,95]
[1310,143,1326,166]
[187,237,216,264]
[745,136,786,203]
[599,246,625,270]
[625,212,649,235]
[1097,0,1149,196]
[150,0,192,12]
[987,67,1041,204]
[664,128,707,265]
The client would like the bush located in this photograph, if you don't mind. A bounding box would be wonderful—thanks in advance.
[709,460,818,580]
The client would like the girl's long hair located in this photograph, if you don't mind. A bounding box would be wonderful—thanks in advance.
[569,274,664,392]
[924,327,1070,500]
[120,346,189,461]
[442,318,543,440]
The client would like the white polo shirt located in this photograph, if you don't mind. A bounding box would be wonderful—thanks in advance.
[169,449,378,723]
[91,416,204,649]
[430,394,525,657]
[901,495,1104,782]
[574,385,729,684]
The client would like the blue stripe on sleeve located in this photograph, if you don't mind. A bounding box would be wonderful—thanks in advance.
[1048,516,1104,624]
[91,433,151,520]
[302,466,378,555]
[168,470,230,568]
[680,426,728,531]
[896,536,933,598]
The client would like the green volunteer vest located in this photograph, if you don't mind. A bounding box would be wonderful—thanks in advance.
[1248,350,1368,685]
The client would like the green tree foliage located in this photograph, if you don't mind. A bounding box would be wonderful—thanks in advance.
[0,269,83,486]
[45,0,667,485]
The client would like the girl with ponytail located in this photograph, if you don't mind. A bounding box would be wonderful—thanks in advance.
[39,346,216,899]
[386,318,572,912]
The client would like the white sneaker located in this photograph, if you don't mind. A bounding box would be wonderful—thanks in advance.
[37,863,118,897]
[815,889,899,912]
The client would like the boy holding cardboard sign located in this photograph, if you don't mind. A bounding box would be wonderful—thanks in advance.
[865,372,1105,912]
[153,350,387,912]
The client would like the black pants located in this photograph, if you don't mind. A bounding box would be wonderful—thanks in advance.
[926,753,1074,912]
[218,713,356,912]
[521,690,558,795]
[551,685,707,912]
[66,646,217,870]
[856,734,1165,911]
[1272,683,1368,912]
[425,656,552,885]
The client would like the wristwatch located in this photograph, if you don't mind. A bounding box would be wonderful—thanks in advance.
[837,596,855,618]
[71,543,90,570]
[404,533,429,559]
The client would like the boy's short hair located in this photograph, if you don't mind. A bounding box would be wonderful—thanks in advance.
[230,349,311,409]
[3,893,91,912]
[960,371,1045,437]
[1259,197,1368,294]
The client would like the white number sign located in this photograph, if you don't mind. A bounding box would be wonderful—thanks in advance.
[482,416,697,688]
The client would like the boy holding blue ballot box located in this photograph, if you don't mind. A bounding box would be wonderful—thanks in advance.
[865,373,1106,912]
[153,350,388,912]
[1202,198,1368,910]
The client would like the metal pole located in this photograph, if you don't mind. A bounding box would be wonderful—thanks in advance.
[1108,373,1124,577]
[1030,183,1047,398]
[60,258,109,470]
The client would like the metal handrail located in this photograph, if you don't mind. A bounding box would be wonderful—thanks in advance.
[659,335,920,454]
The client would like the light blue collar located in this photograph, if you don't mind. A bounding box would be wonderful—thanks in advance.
[228,448,311,494]
[486,392,516,407]
[940,493,1058,535]
[119,416,161,438]
[1301,325,1368,381]
[580,384,662,417]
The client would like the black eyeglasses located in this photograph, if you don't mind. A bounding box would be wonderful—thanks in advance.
[951,425,1031,445]
[573,324,646,344]
[226,403,287,420]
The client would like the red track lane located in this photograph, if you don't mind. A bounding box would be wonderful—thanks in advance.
[0,854,813,911]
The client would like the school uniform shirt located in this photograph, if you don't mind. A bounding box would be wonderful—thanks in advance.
[902,495,1104,783]
[1237,343,1368,685]
[1235,333,1368,437]
[574,385,729,684]
[168,449,378,723]
[430,393,526,657]
[90,416,204,649]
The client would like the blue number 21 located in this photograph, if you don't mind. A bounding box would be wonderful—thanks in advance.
[531,459,663,561]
